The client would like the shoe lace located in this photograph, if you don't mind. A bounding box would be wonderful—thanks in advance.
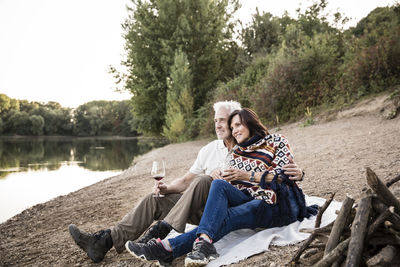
[93,230,107,240]
[192,238,209,255]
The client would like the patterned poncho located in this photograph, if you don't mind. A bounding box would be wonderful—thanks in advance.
[228,133,294,204]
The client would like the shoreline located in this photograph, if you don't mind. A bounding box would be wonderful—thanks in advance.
[0,135,167,140]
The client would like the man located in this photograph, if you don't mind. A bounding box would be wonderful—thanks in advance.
[68,101,304,263]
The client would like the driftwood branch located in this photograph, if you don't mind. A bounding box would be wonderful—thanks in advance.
[366,245,398,266]
[290,221,335,264]
[344,194,372,267]
[315,192,336,228]
[316,202,387,267]
[324,195,354,255]
[372,197,400,231]
[301,247,320,259]
[308,243,326,249]
[386,174,400,188]
[368,234,400,246]
[290,232,318,265]
[292,168,400,267]
[314,237,350,267]
[301,250,325,266]
[385,227,400,243]
[366,206,394,239]
[366,167,400,214]
[300,221,334,234]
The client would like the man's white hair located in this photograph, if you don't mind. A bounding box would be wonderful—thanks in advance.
[213,100,241,114]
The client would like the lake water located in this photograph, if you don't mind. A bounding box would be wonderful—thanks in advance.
[0,136,168,223]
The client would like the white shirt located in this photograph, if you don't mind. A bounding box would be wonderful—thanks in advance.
[189,140,228,176]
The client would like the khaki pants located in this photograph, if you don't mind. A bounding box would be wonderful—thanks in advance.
[111,175,212,253]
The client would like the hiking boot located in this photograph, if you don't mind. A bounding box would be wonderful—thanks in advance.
[125,238,173,267]
[184,237,219,267]
[137,220,172,244]
[68,224,113,263]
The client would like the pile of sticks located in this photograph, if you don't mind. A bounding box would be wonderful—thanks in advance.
[290,168,400,266]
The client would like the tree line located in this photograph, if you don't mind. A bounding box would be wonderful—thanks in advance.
[0,137,167,178]
[0,95,137,136]
[114,0,399,141]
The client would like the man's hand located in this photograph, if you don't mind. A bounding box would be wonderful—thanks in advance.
[153,180,169,195]
[282,157,303,181]
[222,169,249,182]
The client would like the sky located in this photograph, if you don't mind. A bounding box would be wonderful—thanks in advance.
[0,0,397,108]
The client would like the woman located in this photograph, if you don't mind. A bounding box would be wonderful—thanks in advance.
[125,108,317,267]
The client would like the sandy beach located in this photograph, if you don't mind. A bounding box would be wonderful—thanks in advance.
[1,93,400,266]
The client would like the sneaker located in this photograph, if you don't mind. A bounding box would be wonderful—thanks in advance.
[137,220,172,244]
[125,238,173,267]
[184,237,219,267]
[68,224,113,263]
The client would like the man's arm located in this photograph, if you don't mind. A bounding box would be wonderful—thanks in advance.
[155,171,197,195]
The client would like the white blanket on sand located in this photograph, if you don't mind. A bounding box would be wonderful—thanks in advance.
[168,195,342,267]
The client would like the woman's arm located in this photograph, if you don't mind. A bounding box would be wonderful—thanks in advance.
[268,134,294,176]
[222,169,274,183]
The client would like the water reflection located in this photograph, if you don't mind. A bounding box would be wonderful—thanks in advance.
[0,137,168,178]
[0,136,168,223]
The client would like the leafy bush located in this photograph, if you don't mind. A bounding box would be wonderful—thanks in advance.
[201,2,399,132]
[338,7,400,99]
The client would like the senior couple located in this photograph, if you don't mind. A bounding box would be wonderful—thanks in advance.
[69,101,317,266]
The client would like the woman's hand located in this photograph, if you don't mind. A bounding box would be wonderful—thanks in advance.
[210,169,224,180]
[282,157,303,181]
[222,169,249,182]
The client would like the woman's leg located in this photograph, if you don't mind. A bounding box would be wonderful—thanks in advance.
[168,227,198,258]
[171,199,278,258]
[211,200,278,242]
[196,180,253,239]
[168,180,252,257]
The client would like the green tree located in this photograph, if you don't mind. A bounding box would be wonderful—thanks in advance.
[240,10,281,59]
[73,100,137,136]
[31,103,73,135]
[0,94,11,114]
[10,111,31,135]
[163,51,194,142]
[9,98,20,111]
[19,100,39,113]
[294,0,332,37]
[29,115,44,135]
[119,0,239,135]
[73,102,106,136]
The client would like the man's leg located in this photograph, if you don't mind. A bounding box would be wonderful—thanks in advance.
[163,175,212,233]
[69,192,182,262]
[111,192,181,253]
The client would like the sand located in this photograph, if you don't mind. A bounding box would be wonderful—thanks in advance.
[1,93,399,267]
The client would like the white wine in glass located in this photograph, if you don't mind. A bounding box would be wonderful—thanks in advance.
[151,160,165,197]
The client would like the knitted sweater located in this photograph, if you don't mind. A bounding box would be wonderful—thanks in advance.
[228,133,293,204]
[228,134,318,221]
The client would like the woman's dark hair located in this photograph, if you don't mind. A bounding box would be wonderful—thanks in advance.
[228,108,269,138]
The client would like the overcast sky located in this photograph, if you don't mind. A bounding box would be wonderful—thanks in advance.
[0,0,396,108]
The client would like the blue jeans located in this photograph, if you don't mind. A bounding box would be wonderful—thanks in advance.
[168,179,300,258]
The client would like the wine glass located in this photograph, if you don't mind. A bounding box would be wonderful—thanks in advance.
[151,159,165,197]
[220,150,232,177]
